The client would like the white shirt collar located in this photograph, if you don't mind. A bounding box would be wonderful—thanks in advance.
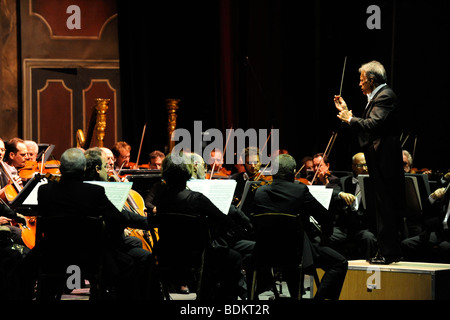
[367,83,387,102]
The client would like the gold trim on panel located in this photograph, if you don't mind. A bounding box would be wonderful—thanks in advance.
[22,58,120,140]
[36,79,73,144]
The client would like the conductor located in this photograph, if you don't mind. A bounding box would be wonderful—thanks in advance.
[334,60,405,264]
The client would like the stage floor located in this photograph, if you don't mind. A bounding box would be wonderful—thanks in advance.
[61,260,450,300]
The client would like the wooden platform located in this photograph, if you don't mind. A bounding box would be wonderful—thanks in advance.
[338,260,450,300]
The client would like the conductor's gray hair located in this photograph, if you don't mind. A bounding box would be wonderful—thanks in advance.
[359,60,387,85]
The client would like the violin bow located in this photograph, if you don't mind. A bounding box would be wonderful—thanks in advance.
[260,131,271,156]
[311,132,337,184]
[412,134,418,168]
[222,125,233,159]
[40,150,46,174]
[255,161,271,181]
[209,163,216,180]
[134,123,147,169]
[294,164,305,179]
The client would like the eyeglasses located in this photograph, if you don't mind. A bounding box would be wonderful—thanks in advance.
[0,148,5,152]
[354,163,367,168]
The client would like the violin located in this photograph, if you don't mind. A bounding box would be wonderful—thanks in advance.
[205,167,232,179]
[410,167,432,175]
[295,177,311,185]
[19,160,60,180]
[126,162,150,170]
[250,173,273,192]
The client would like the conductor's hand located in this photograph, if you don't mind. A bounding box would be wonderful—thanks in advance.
[339,192,356,206]
[334,95,348,111]
[337,109,353,123]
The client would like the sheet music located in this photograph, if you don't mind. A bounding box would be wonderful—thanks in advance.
[21,179,49,206]
[187,179,237,214]
[85,181,133,211]
[307,185,333,210]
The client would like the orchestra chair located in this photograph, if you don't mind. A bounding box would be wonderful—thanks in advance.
[150,212,211,300]
[249,212,305,300]
[35,215,107,300]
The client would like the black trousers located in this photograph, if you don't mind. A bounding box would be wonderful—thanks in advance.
[306,242,348,300]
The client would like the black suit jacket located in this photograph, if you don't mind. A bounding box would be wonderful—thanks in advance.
[38,177,148,246]
[253,179,333,238]
[252,178,334,269]
[349,85,401,151]
[349,85,405,214]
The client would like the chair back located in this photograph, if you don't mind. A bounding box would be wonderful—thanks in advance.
[36,214,105,272]
[250,212,304,268]
[150,212,211,299]
[151,212,210,268]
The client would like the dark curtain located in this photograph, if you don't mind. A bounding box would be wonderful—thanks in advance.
[118,0,450,172]
[117,0,221,161]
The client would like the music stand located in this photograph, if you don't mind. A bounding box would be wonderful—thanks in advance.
[37,144,55,162]
[126,172,162,196]
[405,173,431,202]
[358,173,422,218]
[10,173,57,215]
[238,180,263,212]
[404,175,422,217]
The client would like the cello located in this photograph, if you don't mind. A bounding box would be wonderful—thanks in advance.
[0,161,36,249]
[110,169,158,252]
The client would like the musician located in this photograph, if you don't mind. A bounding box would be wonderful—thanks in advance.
[0,224,25,299]
[111,141,131,170]
[336,153,378,259]
[150,152,243,299]
[0,199,28,249]
[207,148,232,176]
[402,150,413,173]
[3,137,30,187]
[19,148,155,300]
[231,146,264,211]
[334,60,405,264]
[100,147,115,174]
[299,156,314,179]
[84,147,156,299]
[252,154,347,300]
[0,138,10,198]
[308,153,340,187]
[401,180,450,263]
[24,140,39,162]
[307,153,358,255]
[188,152,255,298]
[148,150,165,170]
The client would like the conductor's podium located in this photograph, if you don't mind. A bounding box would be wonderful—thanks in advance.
[336,260,450,300]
